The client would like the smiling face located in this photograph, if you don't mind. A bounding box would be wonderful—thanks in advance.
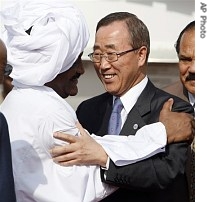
[45,53,84,98]
[93,21,147,97]
[178,28,195,95]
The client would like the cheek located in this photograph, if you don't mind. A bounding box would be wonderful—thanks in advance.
[119,66,137,89]
[123,60,140,79]
[0,68,4,82]
[179,64,188,76]
[94,64,101,73]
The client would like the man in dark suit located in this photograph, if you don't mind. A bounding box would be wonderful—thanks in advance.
[0,39,16,201]
[51,13,194,202]
[77,13,194,202]
[164,21,195,202]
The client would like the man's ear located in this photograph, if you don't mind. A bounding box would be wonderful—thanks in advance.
[137,46,147,66]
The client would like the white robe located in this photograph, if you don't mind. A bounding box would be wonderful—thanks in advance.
[0,86,166,202]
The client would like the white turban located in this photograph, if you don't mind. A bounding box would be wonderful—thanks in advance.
[0,0,89,87]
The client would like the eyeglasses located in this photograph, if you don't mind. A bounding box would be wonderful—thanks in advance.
[88,47,140,63]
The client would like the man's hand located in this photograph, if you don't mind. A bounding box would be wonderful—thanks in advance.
[49,122,108,167]
[160,98,195,144]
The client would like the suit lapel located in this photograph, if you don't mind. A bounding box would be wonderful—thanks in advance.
[97,93,113,135]
[120,79,156,136]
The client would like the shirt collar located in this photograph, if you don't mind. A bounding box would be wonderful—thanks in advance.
[188,92,195,107]
[116,76,148,114]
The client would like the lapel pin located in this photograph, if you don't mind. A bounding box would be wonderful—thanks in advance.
[133,124,138,130]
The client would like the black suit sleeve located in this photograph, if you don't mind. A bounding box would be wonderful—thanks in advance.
[101,97,194,191]
[101,142,188,191]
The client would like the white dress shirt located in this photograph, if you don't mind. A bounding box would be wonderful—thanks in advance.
[120,76,148,125]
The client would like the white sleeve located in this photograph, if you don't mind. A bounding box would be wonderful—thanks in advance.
[92,122,166,166]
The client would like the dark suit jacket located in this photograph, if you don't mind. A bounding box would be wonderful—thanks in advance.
[163,81,195,202]
[0,112,16,202]
[76,79,194,202]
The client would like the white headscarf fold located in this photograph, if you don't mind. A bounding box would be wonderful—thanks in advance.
[1,0,89,87]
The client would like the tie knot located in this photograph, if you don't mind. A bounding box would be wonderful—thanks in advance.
[112,98,123,113]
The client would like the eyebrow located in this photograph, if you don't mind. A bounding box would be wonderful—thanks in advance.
[179,54,192,59]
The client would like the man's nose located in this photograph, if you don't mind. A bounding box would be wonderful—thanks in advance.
[78,62,85,75]
[189,59,195,73]
[99,56,111,69]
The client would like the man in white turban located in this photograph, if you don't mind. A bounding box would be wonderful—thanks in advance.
[0,1,172,201]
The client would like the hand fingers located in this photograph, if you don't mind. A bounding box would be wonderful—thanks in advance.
[184,114,195,144]
[51,150,82,166]
[190,116,195,143]
[161,98,174,112]
[52,152,75,164]
[49,144,72,157]
[53,132,77,143]
[55,159,80,167]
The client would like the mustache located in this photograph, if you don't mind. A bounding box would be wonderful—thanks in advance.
[185,73,195,81]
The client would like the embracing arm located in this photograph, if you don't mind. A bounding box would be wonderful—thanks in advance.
[51,121,166,167]
[102,142,188,190]
[50,98,194,168]
[100,98,194,190]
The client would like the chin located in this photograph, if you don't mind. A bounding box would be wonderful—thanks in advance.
[69,90,78,96]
